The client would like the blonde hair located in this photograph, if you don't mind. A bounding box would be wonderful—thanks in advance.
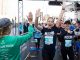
[47,17,54,22]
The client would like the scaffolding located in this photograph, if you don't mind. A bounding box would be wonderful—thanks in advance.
[18,0,23,34]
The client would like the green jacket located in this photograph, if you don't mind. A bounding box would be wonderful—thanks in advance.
[0,25,34,60]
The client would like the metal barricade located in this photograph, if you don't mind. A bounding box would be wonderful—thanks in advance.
[20,37,31,60]
[20,32,33,60]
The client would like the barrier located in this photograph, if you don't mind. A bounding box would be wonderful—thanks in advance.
[20,36,36,60]
[19,32,43,60]
[20,37,31,60]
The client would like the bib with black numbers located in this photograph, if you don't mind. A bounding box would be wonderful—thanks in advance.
[65,40,72,47]
[44,31,54,45]
[64,36,73,47]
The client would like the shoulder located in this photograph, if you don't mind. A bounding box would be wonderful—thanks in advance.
[41,27,47,33]
[4,36,17,42]
[52,26,58,32]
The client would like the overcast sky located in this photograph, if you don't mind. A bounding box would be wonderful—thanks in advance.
[0,0,76,22]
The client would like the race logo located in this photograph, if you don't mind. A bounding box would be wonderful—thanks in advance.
[64,36,73,39]
[44,31,54,36]
[44,31,54,45]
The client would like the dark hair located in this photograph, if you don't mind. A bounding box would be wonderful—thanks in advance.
[64,20,71,24]
[76,19,80,24]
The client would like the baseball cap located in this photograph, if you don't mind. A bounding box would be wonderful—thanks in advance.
[69,25,75,31]
[0,18,11,28]
[64,20,71,24]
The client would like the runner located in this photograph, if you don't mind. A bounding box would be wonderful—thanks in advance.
[59,20,75,60]
[35,5,65,60]
[34,27,42,50]
[0,18,34,60]
[23,12,35,33]
[19,22,23,35]
[74,20,80,57]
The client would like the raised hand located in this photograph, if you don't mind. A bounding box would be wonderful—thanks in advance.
[35,9,41,18]
[62,2,67,7]
[28,12,33,18]
[58,3,65,21]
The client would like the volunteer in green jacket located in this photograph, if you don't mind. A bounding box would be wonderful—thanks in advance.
[0,18,34,60]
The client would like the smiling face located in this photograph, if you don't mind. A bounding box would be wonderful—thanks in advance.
[56,20,61,28]
[64,20,71,29]
[47,17,54,27]
[60,20,64,28]
[76,22,80,28]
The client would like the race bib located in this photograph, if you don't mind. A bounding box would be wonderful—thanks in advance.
[75,32,80,36]
[34,39,37,43]
[65,40,72,47]
[45,36,53,45]
[34,32,41,38]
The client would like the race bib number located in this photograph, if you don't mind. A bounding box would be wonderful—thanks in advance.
[65,40,72,47]
[45,36,53,45]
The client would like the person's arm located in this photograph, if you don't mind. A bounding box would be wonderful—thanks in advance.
[16,32,33,46]
[35,9,43,31]
[15,25,34,46]
[58,5,65,21]
[59,28,67,38]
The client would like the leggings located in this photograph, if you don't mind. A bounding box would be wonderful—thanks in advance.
[42,45,55,60]
[61,46,74,60]
[34,38,41,48]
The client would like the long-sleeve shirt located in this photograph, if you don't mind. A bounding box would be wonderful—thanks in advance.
[58,28,75,47]
[0,25,33,60]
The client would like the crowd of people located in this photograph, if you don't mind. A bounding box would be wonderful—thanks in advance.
[21,4,80,60]
[0,4,80,60]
